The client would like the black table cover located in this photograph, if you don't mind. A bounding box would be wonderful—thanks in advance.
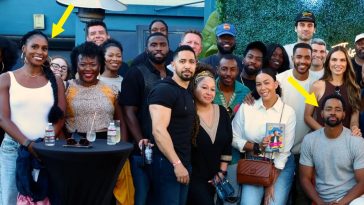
[33,139,133,205]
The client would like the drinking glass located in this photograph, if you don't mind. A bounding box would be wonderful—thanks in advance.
[114,120,121,143]
[86,130,96,142]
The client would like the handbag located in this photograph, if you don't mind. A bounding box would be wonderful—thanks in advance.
[236,103,285,187]
[236,157,275,187]
[213,174,235,201]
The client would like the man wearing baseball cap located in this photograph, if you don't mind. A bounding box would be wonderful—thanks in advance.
[352,33,364,88]
[284,11,316,69]
[201,23,243,73]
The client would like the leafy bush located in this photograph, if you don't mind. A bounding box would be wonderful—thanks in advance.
[214,0,364,56]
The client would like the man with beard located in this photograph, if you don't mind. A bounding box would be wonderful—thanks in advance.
[352,33,364,88]
[238,41,266,92]
[310,38,327,79]
[201,23,243,72]
[119,32,172,205]
[277,43,321,205]
[300,94,364,205]
[284,11,316,69]
[148,45,197,205]
[131,19,174,67]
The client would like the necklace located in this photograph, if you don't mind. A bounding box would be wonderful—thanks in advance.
[24,71,43,78]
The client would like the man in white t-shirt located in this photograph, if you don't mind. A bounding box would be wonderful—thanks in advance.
[284,11,316,69]
[277,42,320,205]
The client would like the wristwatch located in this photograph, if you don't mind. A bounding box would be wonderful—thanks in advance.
[253,143,262,155]
[23,139,33,148]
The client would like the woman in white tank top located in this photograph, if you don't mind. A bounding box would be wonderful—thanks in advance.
[0,30,65,205]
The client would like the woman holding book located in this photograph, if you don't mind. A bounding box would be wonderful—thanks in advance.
[232,68,296,205]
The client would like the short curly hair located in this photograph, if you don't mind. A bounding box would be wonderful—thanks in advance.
[70,41,105,76]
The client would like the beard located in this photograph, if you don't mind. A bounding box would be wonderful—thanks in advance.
[356,48,364,59]
[217,43,236,55]
[147,51,166,64]
[176,70,193,81]
[324,116,343,127]
[243,64,260,76]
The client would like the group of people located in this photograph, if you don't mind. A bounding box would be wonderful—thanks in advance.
[0,9,364,205]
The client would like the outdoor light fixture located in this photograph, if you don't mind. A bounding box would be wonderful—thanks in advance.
[56,0,127,22]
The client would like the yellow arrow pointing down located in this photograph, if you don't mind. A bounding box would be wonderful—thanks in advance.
[52,4,74,38]
[287,76,318,107]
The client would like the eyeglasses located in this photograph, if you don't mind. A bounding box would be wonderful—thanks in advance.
[50,63,68,71]
[66,137,90,146]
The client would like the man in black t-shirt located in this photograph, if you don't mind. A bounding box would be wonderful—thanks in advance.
[148,45,197,205]
[119,32,172,205]
[352,33,364,88]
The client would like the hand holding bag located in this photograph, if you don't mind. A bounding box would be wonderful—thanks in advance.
[236,104,285,187]
[213,174,235,201]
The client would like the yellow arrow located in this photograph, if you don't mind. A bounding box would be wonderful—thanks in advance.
[287,76,318,107]
[52,4,74,38]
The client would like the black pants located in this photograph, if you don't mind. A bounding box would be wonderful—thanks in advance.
[187,176,215,205]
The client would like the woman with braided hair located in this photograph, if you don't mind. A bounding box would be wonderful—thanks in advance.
[0,30,65,204]
[187,67,233,205]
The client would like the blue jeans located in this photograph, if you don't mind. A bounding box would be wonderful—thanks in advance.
[0,135,20,205]
[130,155,154,205]
[240,154,295,205]
[151,154,190,205]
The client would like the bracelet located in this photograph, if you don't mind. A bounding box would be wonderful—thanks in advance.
[172,160,181,167]
[253,143,262,155]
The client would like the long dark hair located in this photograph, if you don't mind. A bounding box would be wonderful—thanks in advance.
[321,46,361,111]
[20,30,63,123]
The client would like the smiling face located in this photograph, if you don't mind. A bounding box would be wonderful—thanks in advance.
[269,47,284,70]
[217,34,236,54]
[311,43,326,68]
[217,58,238,87]
[22,35,48,67]
[77,55,100,86]
[86,25,110,46]
[104,46,122,72]
[243,48,264,76]
[51,58,68,80]
[180,33,202,57]
[293,47,311,75]
[255,72,278,101]
[329,50,347,76]
[194,76,216,105]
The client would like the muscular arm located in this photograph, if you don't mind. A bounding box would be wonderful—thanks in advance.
[149,104,190,184]
[299,164,326,204]
[304,81,323,130]
[338,168,364,204]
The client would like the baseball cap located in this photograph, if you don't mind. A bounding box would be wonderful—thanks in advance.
[355,33,364,43]
[295,11,316,24]
[216,23,236,37]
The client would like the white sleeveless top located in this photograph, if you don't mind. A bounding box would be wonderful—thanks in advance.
[8,72,54,140]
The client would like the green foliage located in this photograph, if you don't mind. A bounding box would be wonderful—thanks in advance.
[218,0,364,56]
[200,10,220,58]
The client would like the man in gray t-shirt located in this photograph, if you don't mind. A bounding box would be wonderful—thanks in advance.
[299,94,364,204]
